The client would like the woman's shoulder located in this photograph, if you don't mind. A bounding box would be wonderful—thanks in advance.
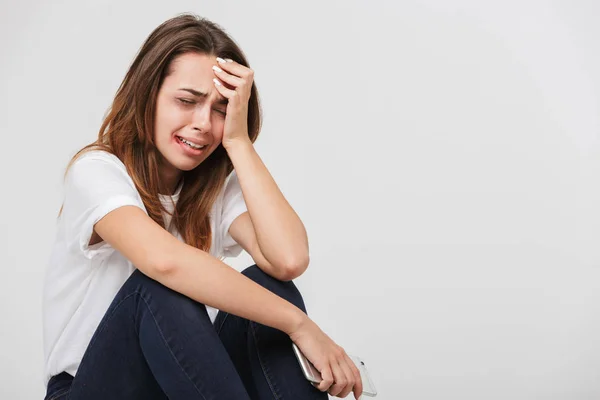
[73,149,124,167]
[68,149,130,180]
[66,149,133,188]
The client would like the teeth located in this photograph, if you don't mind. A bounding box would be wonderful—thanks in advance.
[179,137,205,150]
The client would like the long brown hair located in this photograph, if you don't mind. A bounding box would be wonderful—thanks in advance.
[59,13,262,252]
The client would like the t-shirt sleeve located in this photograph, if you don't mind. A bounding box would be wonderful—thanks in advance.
[220,170,248,258]
[62,154,147,259]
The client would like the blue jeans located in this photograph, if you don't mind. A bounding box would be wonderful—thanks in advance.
[44,265,327,400]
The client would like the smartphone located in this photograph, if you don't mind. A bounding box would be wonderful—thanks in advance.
[292,343,377,397]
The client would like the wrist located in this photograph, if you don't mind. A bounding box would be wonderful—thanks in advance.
[284,307,310,337]
[223,137,252,154]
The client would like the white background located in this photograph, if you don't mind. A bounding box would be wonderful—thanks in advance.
[1,0,599,399]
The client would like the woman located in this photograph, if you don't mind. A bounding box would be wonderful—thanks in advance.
[42,13,362,400]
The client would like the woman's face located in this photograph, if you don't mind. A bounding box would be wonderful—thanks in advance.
[154,52,228,179]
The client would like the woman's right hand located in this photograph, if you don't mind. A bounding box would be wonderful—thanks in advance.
[289,316,363,399]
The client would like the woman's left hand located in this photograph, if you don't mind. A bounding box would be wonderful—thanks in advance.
[212,56,254,150]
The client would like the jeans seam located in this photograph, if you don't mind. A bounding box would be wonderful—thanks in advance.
[216,312,230,335]
[75,291,142,378]
[76,289,208,400]
[47,387,70,400]
[250,321,281,400]
[138,291,209,400]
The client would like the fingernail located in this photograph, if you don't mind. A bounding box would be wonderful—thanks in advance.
[225,58,233,63]
[213,78,221,86]
[216,57,226,64]
[212,65,223,73]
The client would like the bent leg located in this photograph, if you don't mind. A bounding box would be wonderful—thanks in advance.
[68,269,250,400]
[214,265,327,400]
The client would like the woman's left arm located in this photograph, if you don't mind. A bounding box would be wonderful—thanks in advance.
[226,141,310,281]
[212,57,309,281]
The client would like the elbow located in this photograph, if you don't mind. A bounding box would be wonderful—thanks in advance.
[277,253,310,281]
[143,251,179,280]
[151,260,177,277]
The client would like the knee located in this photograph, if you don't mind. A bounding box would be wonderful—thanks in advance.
[125,269,165,295]
[125,269,210,322]
[241,265,307,313]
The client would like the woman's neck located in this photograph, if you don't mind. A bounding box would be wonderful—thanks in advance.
[158,163,182,195]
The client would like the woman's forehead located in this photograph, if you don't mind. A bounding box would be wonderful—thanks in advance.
[170,52,216,75]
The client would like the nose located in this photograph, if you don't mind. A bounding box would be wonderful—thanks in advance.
[191,104,212,133]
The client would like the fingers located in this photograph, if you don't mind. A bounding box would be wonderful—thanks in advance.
[214,57,254,99]
[334,358,355,398]
[345,354,363,399]
[212,77,236,99]
[316,365,334,393]
[321,347,360,398]
[212,65,243,87]
[212,57,253,103]
[290,322,361,398]
[327,359,348,397]
[216,57,254,80]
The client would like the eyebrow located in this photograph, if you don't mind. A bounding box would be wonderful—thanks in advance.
[178,88,228,105]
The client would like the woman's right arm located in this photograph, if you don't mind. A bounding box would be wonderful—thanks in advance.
[94,205,363,398]
[94,205,303,332]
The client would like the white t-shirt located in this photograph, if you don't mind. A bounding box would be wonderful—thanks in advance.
[42,150,248,385]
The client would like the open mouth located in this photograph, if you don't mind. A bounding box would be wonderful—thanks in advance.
[176,136,207,150]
